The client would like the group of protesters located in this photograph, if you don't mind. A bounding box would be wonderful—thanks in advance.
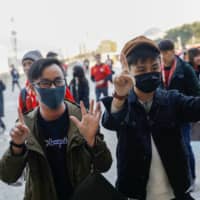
[0,35,200,200]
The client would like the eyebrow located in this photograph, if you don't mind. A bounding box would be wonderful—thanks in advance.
[152,63,159,67]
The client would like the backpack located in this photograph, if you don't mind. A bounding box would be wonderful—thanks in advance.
[20,88,27,113]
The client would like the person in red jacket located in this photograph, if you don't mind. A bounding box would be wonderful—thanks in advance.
[91,54,111,101]
[19,50,74,114]
[18,50,42,113]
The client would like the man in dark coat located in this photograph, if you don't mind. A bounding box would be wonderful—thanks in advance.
[188,47,200,80]
[158,39,200,185]
[102,36,197,200]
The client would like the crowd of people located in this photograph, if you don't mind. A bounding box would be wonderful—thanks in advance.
[0,36,200,200]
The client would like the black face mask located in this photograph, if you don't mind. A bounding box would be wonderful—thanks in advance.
[134,72,161,93]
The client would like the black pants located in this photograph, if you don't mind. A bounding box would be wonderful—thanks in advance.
[181,123,196,180]
[171,193,195,200]
[95,87,108,101]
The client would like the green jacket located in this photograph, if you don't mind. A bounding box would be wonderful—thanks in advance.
[0,101,112,200]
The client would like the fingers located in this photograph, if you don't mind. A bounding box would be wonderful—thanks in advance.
[80,101,87,116]
[11,126,22,136]
[18,107,25,124]
[114,74,133,86]
[9,124,29,144]
[94,102,101,115]
[18,124,30,134]
[89,100,94,114]
[120,53,129,72]
[94,102,102,122]
[70,116,81,128]
[12,123,29,135]
[96,111,101,121]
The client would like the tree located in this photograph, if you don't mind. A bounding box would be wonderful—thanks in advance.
[164,23,193,47]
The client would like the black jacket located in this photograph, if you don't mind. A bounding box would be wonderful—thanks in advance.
[102,89,200,199]
[163,56,200,96]
[69,78,89,109]
[0,80,5,117]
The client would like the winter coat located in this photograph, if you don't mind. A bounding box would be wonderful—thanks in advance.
[0,101,112,200]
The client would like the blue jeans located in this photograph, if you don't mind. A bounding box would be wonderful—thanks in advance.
[181,123,196,180]
[95,87,108,101]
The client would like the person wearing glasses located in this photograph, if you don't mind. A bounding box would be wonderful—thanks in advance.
[0,58,112,200]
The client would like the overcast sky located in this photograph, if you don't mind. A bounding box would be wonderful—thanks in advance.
[0,0,200,57]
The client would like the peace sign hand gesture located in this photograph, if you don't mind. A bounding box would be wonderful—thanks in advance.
[70,100,101,147]
[113,54,133,97]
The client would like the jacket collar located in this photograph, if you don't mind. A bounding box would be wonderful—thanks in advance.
[24,101,85,157]
[128,88,168,106]
[169,56,184,83]
[24,107,45,156]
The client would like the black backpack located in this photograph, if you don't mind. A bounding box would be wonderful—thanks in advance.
[20,88,27,113]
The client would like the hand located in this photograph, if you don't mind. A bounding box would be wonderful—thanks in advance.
[70,100,101,147]
[96,80,105,86]
[113,54,133,96]
[10,108,30,154]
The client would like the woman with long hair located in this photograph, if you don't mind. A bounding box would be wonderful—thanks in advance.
[70,65,89,108]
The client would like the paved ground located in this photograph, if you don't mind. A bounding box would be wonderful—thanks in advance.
[0,73,200,199]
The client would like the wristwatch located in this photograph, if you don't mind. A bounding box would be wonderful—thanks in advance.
[113,91,128,100]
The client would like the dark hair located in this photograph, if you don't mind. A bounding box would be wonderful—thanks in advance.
[46,51,58,58]
[95,53,101,58]
[158,39,175,51]
[188,48,200,65]
[28,58,64,83]
[73,65,85,77]
[127,44,160,66]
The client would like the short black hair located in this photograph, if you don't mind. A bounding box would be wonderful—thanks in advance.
[28,58,64,83]
[127,44,160,66]
[46,51,58,58]
[158,39,175,51]
[188,48,200,65]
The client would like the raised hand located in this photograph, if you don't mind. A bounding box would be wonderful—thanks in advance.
[113,54,134,97]
[96,80,105,87]
[10,108,30,154]
[120,53,129,73]
[70,100,101,147]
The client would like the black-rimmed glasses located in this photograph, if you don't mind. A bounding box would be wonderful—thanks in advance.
[33,78,66,88]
